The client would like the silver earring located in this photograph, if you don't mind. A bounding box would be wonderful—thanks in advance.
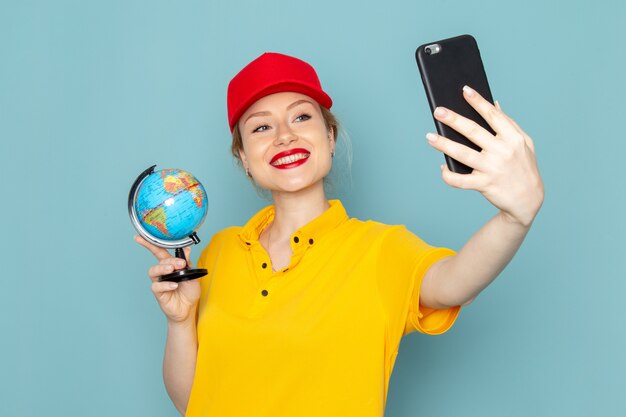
[331,151,335,158]
[246,168,252,178]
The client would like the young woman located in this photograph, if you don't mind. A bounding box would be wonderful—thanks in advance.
[135,52,544,416]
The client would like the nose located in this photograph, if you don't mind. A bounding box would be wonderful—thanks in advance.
[274,122,297,146]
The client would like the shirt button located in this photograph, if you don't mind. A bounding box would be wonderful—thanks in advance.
[293,236,299,243]
[262,262,267,269]
[308,238,314,245]
[261,289,268,296]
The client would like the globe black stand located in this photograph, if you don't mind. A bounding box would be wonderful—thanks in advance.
[158,233,208,283]
[128,165,208,284]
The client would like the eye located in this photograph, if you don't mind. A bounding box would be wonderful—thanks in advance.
[252,124,270,133]
[294,113,311,122]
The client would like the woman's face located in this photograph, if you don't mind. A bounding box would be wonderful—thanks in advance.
[238,91,335,194]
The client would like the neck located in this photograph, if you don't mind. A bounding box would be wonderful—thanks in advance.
[269,181,329,238]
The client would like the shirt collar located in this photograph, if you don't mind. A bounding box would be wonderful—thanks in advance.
[238,199,349,249]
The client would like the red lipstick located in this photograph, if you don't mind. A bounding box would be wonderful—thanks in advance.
[270,148,310,169]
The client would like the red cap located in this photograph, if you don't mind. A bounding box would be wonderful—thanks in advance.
[227,52,333,132]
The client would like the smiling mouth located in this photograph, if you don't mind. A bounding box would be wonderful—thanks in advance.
[271,152,310,167]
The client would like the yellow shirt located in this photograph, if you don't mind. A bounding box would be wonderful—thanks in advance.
[187,200,460,417]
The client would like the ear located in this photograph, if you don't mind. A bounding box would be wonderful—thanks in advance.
[238,149,249,170]
[328,127,336,152]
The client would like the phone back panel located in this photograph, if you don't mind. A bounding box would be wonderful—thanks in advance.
[416,34,494,174]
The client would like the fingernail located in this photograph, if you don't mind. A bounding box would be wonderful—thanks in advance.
[177,260,186,267]
[495,100,501,110]
[440,164,445,171]
[463,85,475,97]
[168,282,178,289]
[434,107,447,117]
[426,132,437,143]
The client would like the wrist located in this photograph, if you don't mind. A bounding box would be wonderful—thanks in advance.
[167,305,198,329]
[498,209,535,229]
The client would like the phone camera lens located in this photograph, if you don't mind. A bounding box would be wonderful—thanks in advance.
[425,47,432,55]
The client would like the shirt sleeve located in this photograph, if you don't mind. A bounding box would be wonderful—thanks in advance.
[402,246,460,336]
[376,225,461,344]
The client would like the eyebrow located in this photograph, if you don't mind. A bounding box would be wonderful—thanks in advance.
[243,99,314,124]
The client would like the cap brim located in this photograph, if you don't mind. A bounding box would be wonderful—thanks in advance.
[229,82,332,131]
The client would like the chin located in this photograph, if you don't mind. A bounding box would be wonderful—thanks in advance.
[270,176,324,194]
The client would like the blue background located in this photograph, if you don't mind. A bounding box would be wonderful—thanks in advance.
[1,0,624,416]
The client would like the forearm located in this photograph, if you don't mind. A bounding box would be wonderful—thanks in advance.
[421,210,532,308]
[163,312,198,415]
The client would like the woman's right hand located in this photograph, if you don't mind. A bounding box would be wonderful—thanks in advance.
[135,235,201,324]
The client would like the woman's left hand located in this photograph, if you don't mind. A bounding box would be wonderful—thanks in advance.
[426,85,544,227]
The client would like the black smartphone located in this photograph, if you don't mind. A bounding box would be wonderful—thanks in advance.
[416,34,495,174]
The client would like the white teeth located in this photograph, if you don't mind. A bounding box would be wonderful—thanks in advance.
[271,153,310,166]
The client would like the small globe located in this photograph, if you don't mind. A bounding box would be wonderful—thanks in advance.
[132,167,208,242]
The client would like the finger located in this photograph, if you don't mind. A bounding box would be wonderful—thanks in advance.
[440,163,483,190]
[148,263,178,281]
[433,106,494,151]
[496,100,536,153]
[427,133,487,172]
[462,86,521,141]
[159,257,188,270]
[525,135,536,153]
[495,100,526,135]
[152,281,179,297]
[183,246,194,268]
[495,100,522,132]
[134,235,171,262]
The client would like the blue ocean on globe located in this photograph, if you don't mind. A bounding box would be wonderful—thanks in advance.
[134,168,208,241]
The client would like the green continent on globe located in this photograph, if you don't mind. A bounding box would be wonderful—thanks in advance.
[143,206,170,237]
[161,170,205,209]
